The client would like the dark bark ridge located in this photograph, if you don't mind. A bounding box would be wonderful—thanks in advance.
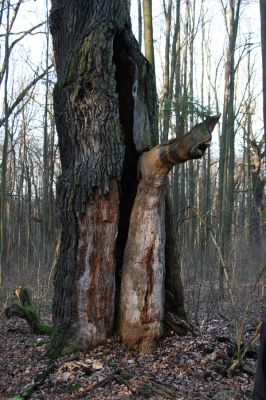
[50,1,157,212]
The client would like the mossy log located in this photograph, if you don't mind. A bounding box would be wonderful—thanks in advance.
[5,287,53,335]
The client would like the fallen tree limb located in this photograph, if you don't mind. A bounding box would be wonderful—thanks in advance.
[76,367,183,399]
[4,287,53,335]
[115,370,183,399]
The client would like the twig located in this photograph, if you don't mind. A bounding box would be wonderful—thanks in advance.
[229,321,262,374]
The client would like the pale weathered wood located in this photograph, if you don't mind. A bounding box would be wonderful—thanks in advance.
[120,115,220,353]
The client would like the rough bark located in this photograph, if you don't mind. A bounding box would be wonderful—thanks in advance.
[51,181,119,353]
[120,115,220,352]
[49,0,218,358]
[48,0,157,357]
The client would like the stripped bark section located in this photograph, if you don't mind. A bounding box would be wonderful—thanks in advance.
[120,178,166,353]
[48,181,119,357]
[120,115,220,353]
[73,180,119,349]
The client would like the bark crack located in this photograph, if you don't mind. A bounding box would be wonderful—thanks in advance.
[113,31,139,326]
[141,246,155,324]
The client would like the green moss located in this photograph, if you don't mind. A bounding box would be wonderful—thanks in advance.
[36,321,53,335]
[25,305,53,335]
[58,27,115,91]
[66,55,78,83]
[78,37,91,75]
[7,396,23,400]
[70,85,81,103]
[69,383,81,393]
[36,338,46,346]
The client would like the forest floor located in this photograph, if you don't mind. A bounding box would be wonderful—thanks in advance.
[0,291,262,400]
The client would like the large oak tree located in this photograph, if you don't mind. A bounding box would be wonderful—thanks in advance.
[48,0,219,357]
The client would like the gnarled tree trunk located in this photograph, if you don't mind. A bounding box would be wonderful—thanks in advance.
[48,0,219,358]
[47,0,156,358]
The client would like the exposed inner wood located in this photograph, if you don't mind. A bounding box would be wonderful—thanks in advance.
[67,180,119,352]
[120,177,166,353]
[113,30,158,330]
[120,115,220,353]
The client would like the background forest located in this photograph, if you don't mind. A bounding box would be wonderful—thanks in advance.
[0,0,265,337]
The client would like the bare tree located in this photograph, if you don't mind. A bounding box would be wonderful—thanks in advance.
[260,0,266,151]
[218,0,241,294]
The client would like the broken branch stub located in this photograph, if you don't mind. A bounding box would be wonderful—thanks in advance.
[140,114,221,180]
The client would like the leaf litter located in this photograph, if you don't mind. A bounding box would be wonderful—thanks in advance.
[0,302,258,400]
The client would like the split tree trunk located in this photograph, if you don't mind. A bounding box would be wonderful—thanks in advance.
[48,0,157,357]
[48,0,219,358]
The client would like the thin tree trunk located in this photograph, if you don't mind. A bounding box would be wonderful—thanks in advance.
[250,140,264,244]
[161,0,172,142]
[42,1,50,257]
[260,0,266,151]
[187,0,196,249]
[172,0,182,217]
[138,0,142,49]
[0,0,10,285]
[143,0,155,70]
[218,0,241,294]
